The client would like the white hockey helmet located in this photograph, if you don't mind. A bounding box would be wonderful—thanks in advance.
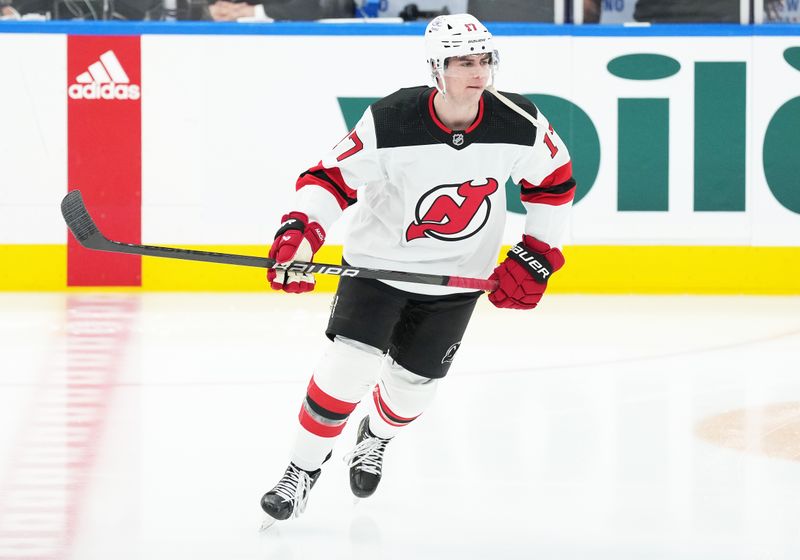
[424,13,498,95]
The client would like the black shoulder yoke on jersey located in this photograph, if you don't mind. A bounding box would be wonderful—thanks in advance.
[484,91,539,147]
[370,86,432,149]
[370,86,538,151]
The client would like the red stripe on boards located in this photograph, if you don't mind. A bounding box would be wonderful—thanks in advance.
[67,36,142,287]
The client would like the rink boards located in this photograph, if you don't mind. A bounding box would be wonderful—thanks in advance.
[0,23,798,293]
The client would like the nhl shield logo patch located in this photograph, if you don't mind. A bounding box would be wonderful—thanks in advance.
[452,133,464,146]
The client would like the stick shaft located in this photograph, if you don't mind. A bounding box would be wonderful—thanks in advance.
[61,190,499,291]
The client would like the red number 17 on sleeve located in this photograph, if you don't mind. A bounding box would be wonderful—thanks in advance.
[543,125,558,159]
[336,130,364,162]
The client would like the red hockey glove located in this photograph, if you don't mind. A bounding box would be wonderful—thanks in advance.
[268,212,326,293]
[488,235,565,310]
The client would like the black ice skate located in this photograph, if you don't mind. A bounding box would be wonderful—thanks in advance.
[260,462,322,524]
[344,416,391,498]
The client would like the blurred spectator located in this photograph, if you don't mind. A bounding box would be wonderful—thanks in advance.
[208,0,353,21]
[395,2,450,20]
[468,0,554,22]
[0,0,170,19]
[633,0,739,22]
[583,0,600,22]
[764,0,798,22]
[376,0,461,19]
[381,1,556,21]
[0,0,353,19]
[1,0,50,17]
[208,0,254,19]
[113,0,171,18]
[582,0,746,22]
[1,1,19,16]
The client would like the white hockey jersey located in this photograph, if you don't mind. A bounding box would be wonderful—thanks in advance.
[293,86,575,295]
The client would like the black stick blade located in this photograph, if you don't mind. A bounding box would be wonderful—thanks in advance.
[61,190,101,246]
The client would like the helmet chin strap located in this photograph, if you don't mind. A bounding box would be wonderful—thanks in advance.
[432,68,447,96]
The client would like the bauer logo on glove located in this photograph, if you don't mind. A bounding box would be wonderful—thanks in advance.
[488,235,565,310]
[508,243,554,283]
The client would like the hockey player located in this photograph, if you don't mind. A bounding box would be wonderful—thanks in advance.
[260,13,575,524]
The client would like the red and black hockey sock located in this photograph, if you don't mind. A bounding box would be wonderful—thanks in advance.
[289,337,384,471]
[298,376,358,438]
[371,383,420,431]
[366,360,438,440]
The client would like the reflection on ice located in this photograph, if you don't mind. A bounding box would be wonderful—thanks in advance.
[0,293,798,560]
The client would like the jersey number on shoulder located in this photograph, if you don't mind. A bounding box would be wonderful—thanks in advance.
[543,125,558,159]
[336,130,364,162]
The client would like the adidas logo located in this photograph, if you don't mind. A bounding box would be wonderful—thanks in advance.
[68,50,140,101]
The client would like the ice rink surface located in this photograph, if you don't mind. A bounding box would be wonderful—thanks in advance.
[0,292,799,560]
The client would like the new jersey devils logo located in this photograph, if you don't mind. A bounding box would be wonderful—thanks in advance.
[406,178,499,242]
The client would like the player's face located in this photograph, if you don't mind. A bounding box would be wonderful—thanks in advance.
[442,54,492,101]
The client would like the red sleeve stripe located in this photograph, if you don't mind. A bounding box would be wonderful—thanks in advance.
[525,161,573,188]
[372,385,419,427]
[519,161,576,206]
[296,162,358,210]
[307,377,358,416]
[296,175,351,210]
[520,178,576,206]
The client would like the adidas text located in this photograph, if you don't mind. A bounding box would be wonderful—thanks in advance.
[68,83,141,101]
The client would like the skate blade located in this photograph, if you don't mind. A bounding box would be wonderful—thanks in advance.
[352,497,361,506]
[259,515,278,532]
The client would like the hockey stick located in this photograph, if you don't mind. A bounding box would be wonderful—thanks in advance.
[60,190,499,291]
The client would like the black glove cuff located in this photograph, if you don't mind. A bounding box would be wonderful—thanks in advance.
[507,242,553,284]
[274,217,305,239]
